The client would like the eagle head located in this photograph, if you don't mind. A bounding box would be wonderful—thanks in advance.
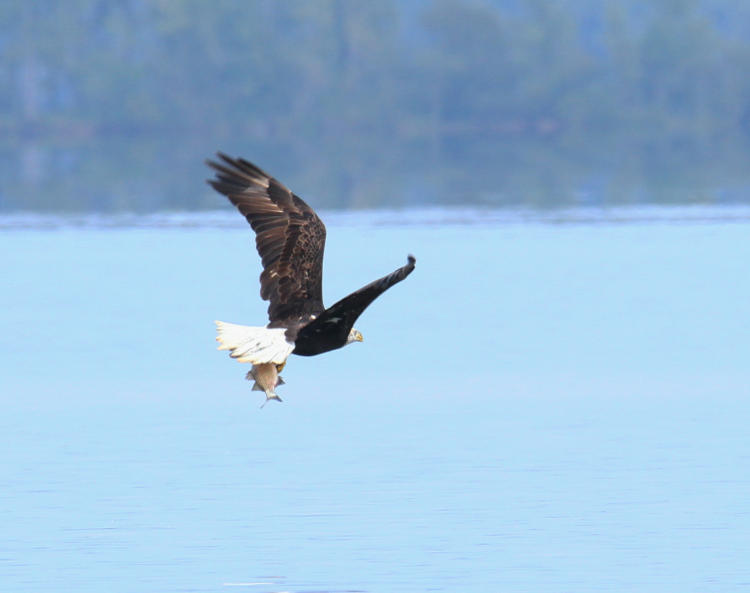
[347,328,364,344]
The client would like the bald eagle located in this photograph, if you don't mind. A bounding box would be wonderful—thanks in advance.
[206,153,416,404]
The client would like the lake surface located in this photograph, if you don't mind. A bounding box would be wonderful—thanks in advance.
[2,211,749,592]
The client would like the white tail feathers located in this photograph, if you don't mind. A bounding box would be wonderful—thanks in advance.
[215,321,294,364]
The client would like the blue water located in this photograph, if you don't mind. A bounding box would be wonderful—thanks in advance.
[2,214,749,592]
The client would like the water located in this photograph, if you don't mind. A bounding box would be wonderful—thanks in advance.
[2,214,749,592]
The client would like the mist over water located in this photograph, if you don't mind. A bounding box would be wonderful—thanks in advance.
[4,135,750,215]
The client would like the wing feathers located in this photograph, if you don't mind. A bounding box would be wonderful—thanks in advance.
[206,153,327,323]
[296,255,416,341]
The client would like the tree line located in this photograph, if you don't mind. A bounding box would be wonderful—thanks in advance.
[4,0,750,143]
[4,0,750,213]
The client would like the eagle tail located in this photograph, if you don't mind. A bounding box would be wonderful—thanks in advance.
[215,321,294,364]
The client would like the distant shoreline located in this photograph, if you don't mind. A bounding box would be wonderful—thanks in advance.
[3,205,750,231]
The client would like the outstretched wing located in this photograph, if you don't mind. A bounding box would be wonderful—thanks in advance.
[296,255,416,343]
[206,153,326,324]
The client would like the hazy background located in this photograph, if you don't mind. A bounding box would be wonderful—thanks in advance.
[4,0,750,214]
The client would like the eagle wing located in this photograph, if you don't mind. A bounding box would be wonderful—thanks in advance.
[296,255,416,342]
[206,153,326,324]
